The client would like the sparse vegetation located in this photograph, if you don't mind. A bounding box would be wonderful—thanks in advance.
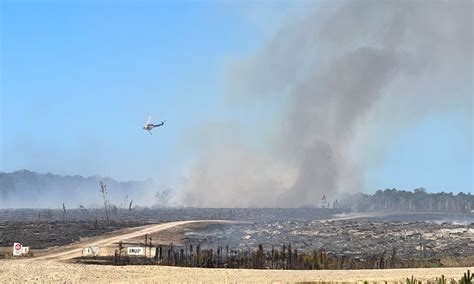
[406,275,421,284]
[460,270,472,284]
[102,242,471,271]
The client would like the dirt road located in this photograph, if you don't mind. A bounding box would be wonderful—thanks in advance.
[33,220,239,260]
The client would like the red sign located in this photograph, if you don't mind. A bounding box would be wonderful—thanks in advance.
[15,243,22,250]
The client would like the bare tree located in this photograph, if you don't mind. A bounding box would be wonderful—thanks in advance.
[44,208,54,220]
[99,181,110,224]
[121,194,129,209]
[62,203,67,223]
[155,189,171,208]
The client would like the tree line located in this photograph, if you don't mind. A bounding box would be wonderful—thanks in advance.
[335,188,473,213]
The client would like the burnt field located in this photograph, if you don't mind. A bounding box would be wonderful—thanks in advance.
[0,207,337,223]
[179,219,474,260]
[0,208,335,251]
[0,208,473,266]
[0,220,149,250]
[70,211,473,270]
[136,212,474,268]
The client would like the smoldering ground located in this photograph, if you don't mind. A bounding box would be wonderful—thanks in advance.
[180,1,473,207]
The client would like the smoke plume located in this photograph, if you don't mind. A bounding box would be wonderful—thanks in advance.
[180,0,473,207]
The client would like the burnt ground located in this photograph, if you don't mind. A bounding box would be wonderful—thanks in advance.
[0,208,335,250]
[0,220,147,250]
[0,207,337,223]
[0,208,472,263]
[169,212,474,263]
[179,219,474,261]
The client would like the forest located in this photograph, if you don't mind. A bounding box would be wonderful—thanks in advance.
[336,188,473,213]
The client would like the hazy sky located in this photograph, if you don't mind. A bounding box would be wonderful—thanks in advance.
[1,1,472,196]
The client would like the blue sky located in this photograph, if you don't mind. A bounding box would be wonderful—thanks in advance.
[0,0,294,182]
[1,1,472,194]
[364,111,472,194]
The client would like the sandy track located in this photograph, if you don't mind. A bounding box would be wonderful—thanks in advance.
[0,260,472,283]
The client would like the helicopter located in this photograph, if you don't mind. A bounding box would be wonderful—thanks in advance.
[143,115,165,135]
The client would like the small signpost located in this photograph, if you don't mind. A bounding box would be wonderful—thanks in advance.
[82,247,100,256]
[127,247,144,256]
[12,243,23,256]
[22,247,30,254]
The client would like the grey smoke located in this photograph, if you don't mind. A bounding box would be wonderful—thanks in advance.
[181,0,473,207]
